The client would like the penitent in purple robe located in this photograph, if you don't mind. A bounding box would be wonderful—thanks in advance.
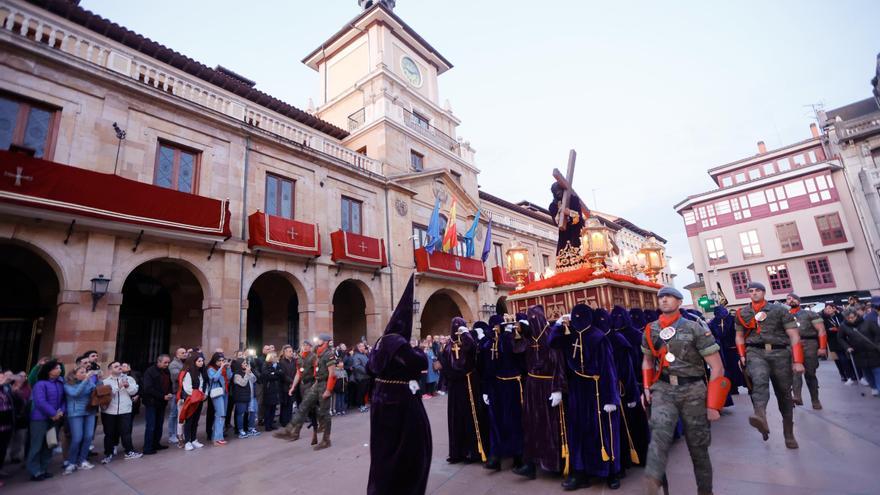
[479,315,525,460]
[549,304,620,478]
[609,306,649,467]
[710,306,743,396]
[513,306,567,473]
[441,317,489,462]
[367,276,432,495]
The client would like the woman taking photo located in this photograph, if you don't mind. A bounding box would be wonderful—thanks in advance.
[62,366,98,475]
[28,360,64,481]
[206,353,231,446]
[231,358,260,438]
[181,354,208,451]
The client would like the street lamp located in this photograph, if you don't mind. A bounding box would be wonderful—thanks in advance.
[412,299,421,315]
[506,243,532,289]
[90,274,110,311]
[480,303,495,317]
[638,237,666,283]
[580,216,612,273]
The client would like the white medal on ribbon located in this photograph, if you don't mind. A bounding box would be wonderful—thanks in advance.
[665,352,676,363]
[659,327,676,341]
[755,311,767,322]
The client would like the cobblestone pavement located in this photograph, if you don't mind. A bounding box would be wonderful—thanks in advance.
[3,362,878,494]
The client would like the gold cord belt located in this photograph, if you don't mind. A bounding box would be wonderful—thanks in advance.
[496,375,524,405]
[375,378,408,385]
[574,371,600,380]
[465,372,487,462]
[528,373,553,379]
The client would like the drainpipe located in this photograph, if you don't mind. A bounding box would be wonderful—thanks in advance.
[238,136,252,349]
[384,184,395,306]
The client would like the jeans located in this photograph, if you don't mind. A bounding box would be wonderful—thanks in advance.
[143,403,167,453]
[263,402,277,430]
[234,401,256,432]
[870,367,880,393]
[167,397,179,440]
[101,412,134,456]
[66,414,96,465]
[26,419,52,476]
[211,395,226,441]
[334,391,347,412]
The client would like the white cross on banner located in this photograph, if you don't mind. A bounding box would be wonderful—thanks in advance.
[287,227,298,240]
[4,166,33,187]
[358,241,368,252]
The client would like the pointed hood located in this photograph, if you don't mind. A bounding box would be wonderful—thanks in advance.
[450,316,468,336]
[488,314,504,330]
[610,305,632,329]
[713,306,730,318]
[383,274,414,340]
[629,308,646,328]
[570,303,593,331]
[473,321,490,334]
[594,308,612,333]
[526,305,548,335]
[644,309,659,323]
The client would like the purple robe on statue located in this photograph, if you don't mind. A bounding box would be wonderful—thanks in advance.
[479,315,525,460]
[549,304,621,478]
[548,190,585,255]
[513,306,567,473]
[441,317,489,463]
[367,276,432,495]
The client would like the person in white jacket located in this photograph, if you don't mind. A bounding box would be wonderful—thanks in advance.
[100,361,142,464]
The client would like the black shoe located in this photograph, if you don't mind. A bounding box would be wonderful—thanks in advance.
[446,456,463,464]
[512,456,524,469]
[40,472,53,480]
[607,474,621,490]
[562,472,591,491]
[143,451,157,456]
[512,462,536,480]
[483,457,501,471]
[87,452,97,458]
[155,444,169,450]
[462,455,479,464]
[30,475,45,482]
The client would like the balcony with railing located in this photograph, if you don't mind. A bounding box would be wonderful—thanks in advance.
[0,2,384,177]
[402,109,461,156]
[348,108,366,132]
[837,111,880,141]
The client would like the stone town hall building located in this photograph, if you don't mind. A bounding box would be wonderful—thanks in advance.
[0,0,668,372]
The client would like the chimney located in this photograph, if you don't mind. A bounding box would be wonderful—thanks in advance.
[757,141,767,154]
[809,123,820,138]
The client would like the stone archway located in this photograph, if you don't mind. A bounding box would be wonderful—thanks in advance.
[0,242,61,372]
[331,279,371,349]
[246,271,300,352]
[117,259,204,371]
[419,288,471,339]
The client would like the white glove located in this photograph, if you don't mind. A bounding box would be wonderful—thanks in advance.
[475,327,485,341]
[603,404,617,413]
[626,401,637,409]
[482,394,490,405]
[549,391,562,407]
[408,380,419,395]
[504,324,514,333]
[519,320,529,327]
[561,314,571,323]
[456,326,469,335]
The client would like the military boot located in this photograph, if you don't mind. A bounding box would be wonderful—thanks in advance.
[792,391,803,406]
[644,476,662,495]
[811,399,823,410]
[286,423,303,441]
[782,415,799,449]
[748,407,770,441]
[313,422,331,450]
[311,427,318,446]
[273,424,292,439]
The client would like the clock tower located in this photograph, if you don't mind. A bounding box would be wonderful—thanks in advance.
[302,1,477,180]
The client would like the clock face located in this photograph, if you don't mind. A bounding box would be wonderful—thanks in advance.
[400,56,422,87]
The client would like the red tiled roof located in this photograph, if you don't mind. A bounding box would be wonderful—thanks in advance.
[28,0,349,140]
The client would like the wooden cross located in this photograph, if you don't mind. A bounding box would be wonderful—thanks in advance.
[452,342,460,360]
[287,227,298,240]
[572,334,583,359]
[358,241,368,252]
[530,341,541,358]
[553,150,578,229]
[4,166,33,187]
[491,340,498,360]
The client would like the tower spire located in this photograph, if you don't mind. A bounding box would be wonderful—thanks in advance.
[359,0,395,11]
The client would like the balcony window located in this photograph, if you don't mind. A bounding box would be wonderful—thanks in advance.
[739,230,762,258]
[766,263,792,293]
[731,270,751,298]
[411,150,424,171]
[341,196,363,234]
[705,237,727,265]
[265,173,294,219]
[0,93,59,159]
[155,142,199,193]
[775,222,803,252]
[815,213,846,245]
[806,257,835,289]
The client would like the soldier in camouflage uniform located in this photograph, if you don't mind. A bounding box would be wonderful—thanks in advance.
[787,293,827,410]
[734,282,804,449]
[278,334,338,450]
[641,287,729,495]
[275,340,319,445]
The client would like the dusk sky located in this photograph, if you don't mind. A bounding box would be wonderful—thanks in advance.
[82,0,880,300]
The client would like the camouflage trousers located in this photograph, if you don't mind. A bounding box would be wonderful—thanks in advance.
[792,340,820,402]
[645,380,712,493]
[289,381,331,430]
[745,347,794,417]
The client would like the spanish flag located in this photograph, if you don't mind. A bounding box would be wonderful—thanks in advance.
[441,198,458,253]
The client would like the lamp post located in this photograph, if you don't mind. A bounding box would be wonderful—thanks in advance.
[413,299,421,315]
[580,216,612,273]
[90,274,111,311]
[638,237,666,283]
[480,303,495,318]
[506,243,532,290]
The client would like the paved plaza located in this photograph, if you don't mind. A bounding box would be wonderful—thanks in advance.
[3,363,879,494]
